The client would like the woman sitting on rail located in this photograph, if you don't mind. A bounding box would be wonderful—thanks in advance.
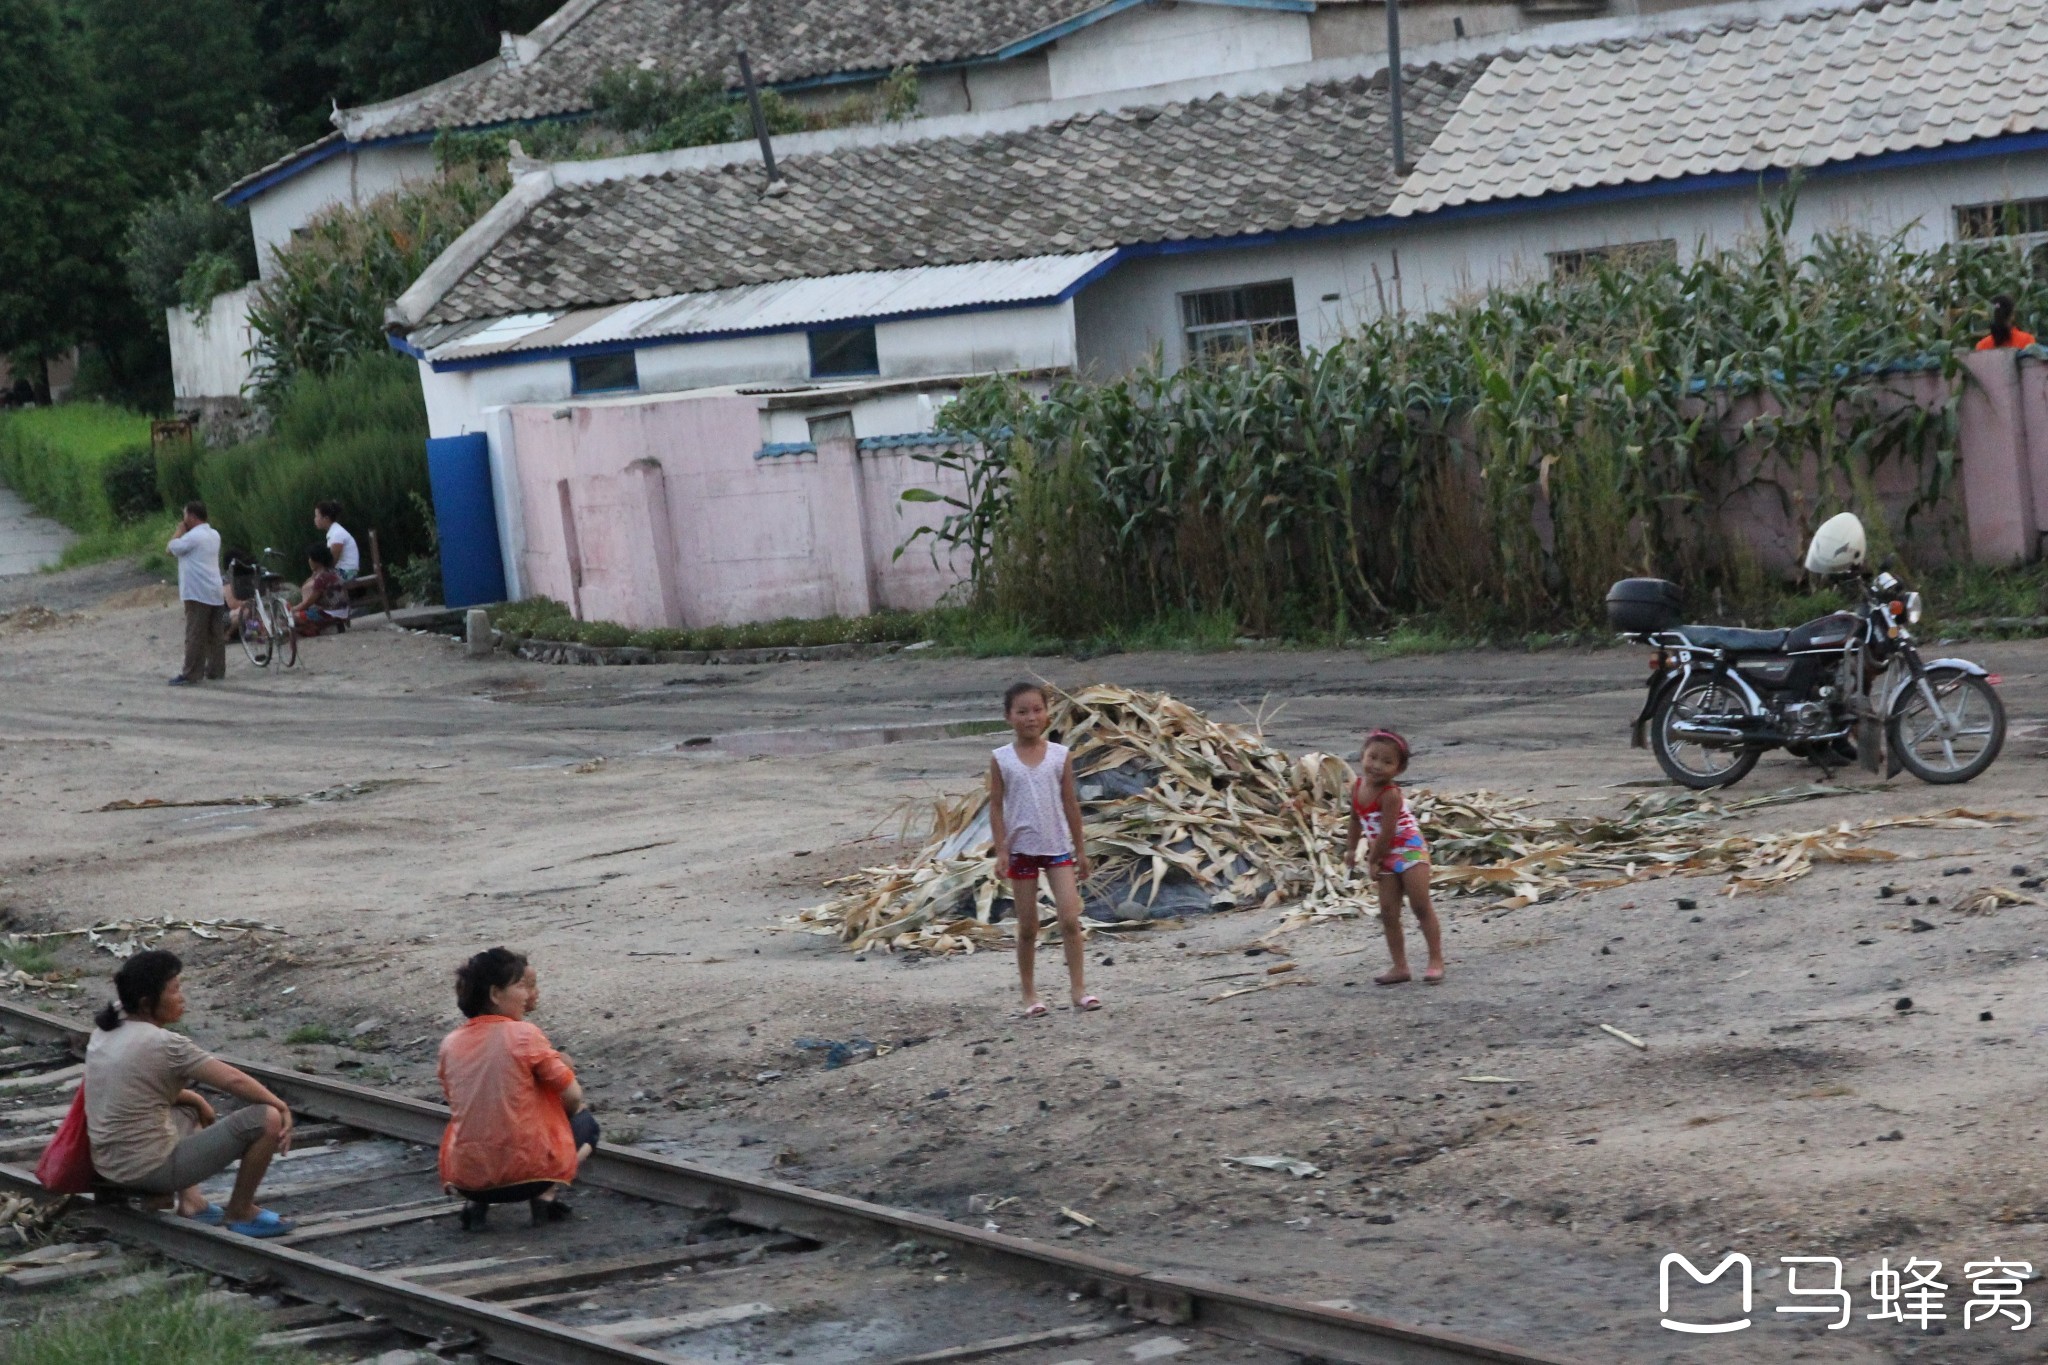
[439,948,599,1232]
[83,950,297,1238]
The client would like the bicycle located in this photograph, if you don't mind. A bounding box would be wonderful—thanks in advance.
[230,550,299,671]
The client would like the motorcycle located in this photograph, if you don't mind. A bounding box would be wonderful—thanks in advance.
[1608,513,2007,790]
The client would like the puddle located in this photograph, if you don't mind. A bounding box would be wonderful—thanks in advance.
[665,719,1005,759]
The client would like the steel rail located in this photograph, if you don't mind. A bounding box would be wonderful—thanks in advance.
[0,998,1576,1365]
[0,1161,694,1365]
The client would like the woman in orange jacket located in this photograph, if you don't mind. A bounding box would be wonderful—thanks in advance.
[438,948,599,1231]
[1977,294,2037,350]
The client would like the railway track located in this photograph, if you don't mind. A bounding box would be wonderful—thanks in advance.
[0,997,1574,1365]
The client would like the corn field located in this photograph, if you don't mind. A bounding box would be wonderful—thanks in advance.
[924,196,2047,638]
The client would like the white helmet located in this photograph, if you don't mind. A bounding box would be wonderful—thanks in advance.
[1803,512,1867,576]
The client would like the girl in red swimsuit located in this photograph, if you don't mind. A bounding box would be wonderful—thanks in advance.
[1343,729,1445,986]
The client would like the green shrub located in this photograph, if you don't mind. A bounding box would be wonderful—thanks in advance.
[196,352,433,571]
[154,433,203,510]
[0,403,156,533]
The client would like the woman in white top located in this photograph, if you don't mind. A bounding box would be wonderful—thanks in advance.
[988,682,1097,1017]
[314,500,361,579]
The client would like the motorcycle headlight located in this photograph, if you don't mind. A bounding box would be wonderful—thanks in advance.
[1903,591,1922,624]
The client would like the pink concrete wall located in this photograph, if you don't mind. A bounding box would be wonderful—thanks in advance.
[506,394,972,629]
[858,444,974,610]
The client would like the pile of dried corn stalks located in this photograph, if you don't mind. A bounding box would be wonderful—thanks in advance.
[8,916,285,960]
[792,685,2025,955]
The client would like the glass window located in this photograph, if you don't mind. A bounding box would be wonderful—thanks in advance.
[570,350,638,394]
[1178,280,1300,363]
[808,324,879,378]
[1956,197,2048,241]
[1548,239,1678,282]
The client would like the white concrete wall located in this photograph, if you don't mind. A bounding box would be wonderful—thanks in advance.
[1078,148,2048,375]
[1047,4,1314,100]
[417,301,1079,440]
[247,142,438,278]
[167,285,259,401]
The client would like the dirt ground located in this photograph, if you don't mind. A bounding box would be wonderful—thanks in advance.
[3,570,2046,1365]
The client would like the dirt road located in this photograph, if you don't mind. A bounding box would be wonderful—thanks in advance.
[2,575,2044,1364]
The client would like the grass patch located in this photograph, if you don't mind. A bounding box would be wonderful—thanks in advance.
[9,1275,310,1365]
[52,512,178,572]
[0,937,58,975]
[284,1023,338,1046]
[0,404,155,535]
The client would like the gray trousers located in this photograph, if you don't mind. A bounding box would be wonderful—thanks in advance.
[121,1104,269,1194]
[181,601,227,682]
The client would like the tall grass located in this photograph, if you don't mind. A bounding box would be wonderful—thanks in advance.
[0,404,155,533]
[196,351,433,571]
[9,1277,310,1365]
[927,195,2036,639]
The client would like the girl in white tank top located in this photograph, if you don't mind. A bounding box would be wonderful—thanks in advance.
[989,682,1098,1017]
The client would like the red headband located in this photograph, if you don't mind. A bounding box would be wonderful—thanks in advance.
[1364,728,1410,761]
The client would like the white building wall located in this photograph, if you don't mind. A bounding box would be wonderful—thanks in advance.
[167,285,259,401]
[1077,149,2048,375]
[247,142,438,276]
[1046,5,1314,100]
[417,301,1080,440]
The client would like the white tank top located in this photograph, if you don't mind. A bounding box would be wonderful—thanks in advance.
[994,741,1072,856]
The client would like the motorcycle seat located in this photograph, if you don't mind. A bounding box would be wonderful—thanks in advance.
[1676,625,1788,652]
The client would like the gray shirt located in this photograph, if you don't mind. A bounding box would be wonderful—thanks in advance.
[167,523,223,605]
[84,1020,215,1184]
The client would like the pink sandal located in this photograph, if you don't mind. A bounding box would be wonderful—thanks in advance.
[1074,995,1102,1012]
[1023,1001,1049,1019]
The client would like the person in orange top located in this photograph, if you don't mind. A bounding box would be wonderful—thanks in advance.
[437,948,599,1231]
[1976,294,2037,351]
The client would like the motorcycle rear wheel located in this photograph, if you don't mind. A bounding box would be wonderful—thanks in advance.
[1887,669,2005,784]
[1651,679,1762,790]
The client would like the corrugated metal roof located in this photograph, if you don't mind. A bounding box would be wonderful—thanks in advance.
[416,251,1115,361]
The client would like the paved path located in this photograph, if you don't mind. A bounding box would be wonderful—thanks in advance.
[0,482,73,577]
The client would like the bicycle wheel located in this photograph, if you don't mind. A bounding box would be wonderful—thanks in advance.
[238,606,272,668]
[269,593,300,669]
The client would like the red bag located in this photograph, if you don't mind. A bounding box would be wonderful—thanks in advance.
[34,1086,97,1194]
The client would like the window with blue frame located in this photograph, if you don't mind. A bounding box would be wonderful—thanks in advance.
[571,350,639,393]
[807,324,879,378]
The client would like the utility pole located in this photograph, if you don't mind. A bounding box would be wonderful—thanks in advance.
[1387,0,1409,175]
[736,46,787,194]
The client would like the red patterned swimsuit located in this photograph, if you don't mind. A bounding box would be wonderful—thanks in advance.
[1351,779,1429,876]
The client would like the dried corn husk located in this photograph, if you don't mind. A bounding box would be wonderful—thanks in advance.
[10,916,286,959]
[792,685,2027,954]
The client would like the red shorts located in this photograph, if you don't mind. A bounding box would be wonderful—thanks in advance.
[1006,851,1074,880]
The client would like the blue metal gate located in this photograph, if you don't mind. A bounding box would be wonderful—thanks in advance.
[425,433,507,608]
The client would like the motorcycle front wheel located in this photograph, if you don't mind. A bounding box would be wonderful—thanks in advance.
[1887,668,2005,784]
[1651,678,1762,790]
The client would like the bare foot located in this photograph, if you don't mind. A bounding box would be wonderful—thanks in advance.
[1374,968,1412,986]
[1423,965,1446,985]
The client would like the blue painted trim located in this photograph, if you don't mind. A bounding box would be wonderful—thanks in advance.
[386,332,429,361]
[858,430,968,450]
[223,131,434,205]
[755,441,818,460]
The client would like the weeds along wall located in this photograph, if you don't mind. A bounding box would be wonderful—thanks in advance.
[194,352,433,571]
[930,201,2038,638]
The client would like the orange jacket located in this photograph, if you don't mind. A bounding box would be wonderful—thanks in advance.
[437,1015,577,1191]
[1976,329,2037,350]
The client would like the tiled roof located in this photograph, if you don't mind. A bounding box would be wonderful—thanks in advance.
[349,0,1111,139]
[416,65,1479,326]
[1393,0,2048,216]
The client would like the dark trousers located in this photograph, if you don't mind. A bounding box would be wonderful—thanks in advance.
[181,601,227,682]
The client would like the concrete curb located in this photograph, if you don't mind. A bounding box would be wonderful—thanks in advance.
[511,637,911,666]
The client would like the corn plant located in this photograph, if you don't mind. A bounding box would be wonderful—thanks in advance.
[926,190,2038,638]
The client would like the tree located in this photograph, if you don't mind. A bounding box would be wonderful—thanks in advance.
[326,0,558,105]
[123,109,297,326]
[0,0,133,369]
[67,0,263,197]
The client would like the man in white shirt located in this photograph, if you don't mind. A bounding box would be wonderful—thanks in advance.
[314,501,361,579]
[166,502,226,686]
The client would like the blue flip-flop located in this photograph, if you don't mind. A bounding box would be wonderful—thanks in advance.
[226,1209,296,1239]
[181,1203,226,1226]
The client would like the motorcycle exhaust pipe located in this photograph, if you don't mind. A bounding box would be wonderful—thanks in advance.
[1670,719,1749,741]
